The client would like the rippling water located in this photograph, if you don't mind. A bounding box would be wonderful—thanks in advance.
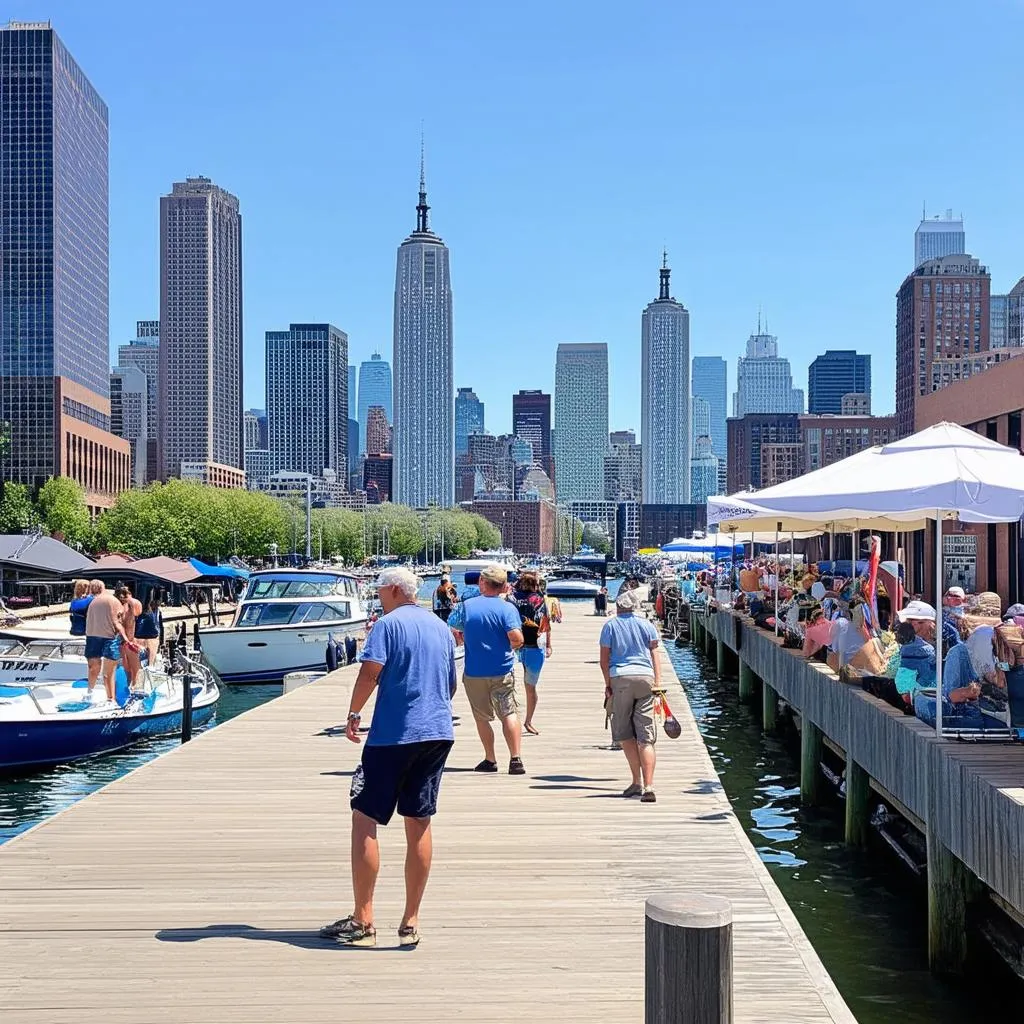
[669,640,1018,1023]
[0,684,280,846]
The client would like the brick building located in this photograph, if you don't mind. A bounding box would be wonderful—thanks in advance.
[638,504,707,550]
[727,413,802,492]
[470,500,555,555]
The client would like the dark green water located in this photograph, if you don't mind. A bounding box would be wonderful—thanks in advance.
[0,684,280,846]
[668,641,1017,1023]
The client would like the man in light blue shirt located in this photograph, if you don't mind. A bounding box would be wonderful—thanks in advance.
[320,567,456,949]
[458,564,525,775]
[599,589,661,802]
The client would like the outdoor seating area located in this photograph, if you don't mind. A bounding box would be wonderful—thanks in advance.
[703,422,1024,741]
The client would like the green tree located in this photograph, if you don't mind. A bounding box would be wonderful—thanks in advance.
[469,514,501,551]
[0,483,38,535]
[37,477,92,548]
[581,522,612,555]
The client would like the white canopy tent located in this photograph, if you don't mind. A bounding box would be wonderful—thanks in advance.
[708,423,1024,735]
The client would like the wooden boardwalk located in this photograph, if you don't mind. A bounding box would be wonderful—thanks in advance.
[0,603,854,1023]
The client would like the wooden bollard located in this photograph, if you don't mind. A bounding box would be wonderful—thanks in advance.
[645,895,733,1023]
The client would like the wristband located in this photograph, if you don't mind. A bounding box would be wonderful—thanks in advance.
[347,711,361,722]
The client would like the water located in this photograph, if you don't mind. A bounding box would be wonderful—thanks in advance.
[668,641,1017,1023]
[0,683,279,846]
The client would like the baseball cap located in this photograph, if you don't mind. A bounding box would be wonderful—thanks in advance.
[616,589,640,612]
[945,586,966,600]
[480,564,508,586]
[897,600,937,623]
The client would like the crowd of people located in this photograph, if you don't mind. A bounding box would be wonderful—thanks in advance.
[320,564,662,948]
[708,557,1024,735]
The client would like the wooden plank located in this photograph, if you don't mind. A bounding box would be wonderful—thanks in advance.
[0,603,853,1024]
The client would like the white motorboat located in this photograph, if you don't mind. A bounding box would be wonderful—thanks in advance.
[0,652,219,773]
[544,569,604,598]
[199,569,367,683]
[444,558,516,575]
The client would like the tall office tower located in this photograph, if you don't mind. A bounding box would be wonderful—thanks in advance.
[554,343,609,503]
[392,156,453,506]
[117,320,161,484]
[896,254,992,437]
[807,350,871,414]
[0,22,130,506]
[366,405,391,454]
[455,387,484,456]
[733,330,804,417]
[692,354,727,492]
[604,439,642,501]
[990,277,1024,349]
[690,435,719,506]
[357,352,392,446]
[512,389,555,481]
[348,364,357,422]
[363,454,394,504]
[243,410,261,451]
[347,419,360,490]
[641,256,690,503]
[109,366,148,488]
[159,176,244,487]
[915,208,965,268]
[692,396,711,451]
[265,323,348,478]
[609,429,635,446]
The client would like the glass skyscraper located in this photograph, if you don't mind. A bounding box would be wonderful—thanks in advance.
[0,22,130,500]
[807,350,871,414]
[455,387,484,456]
[357,352,393,446]
[554,343,608,503]
[641,258,690,503]
[265,323,348,478]
[733,332,804,417]
[914,209,965,268]
[392,163,453,506]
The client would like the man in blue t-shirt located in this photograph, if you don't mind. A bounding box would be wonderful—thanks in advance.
[459,564,525,775]
[320,567,456,950]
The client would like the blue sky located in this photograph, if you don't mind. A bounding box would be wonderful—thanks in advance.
[19,0,1024,430]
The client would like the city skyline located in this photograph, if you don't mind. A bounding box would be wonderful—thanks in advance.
[29,2,1024,438]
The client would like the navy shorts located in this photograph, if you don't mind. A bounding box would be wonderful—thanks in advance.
[85,636,121,661]
[350,740,454,826]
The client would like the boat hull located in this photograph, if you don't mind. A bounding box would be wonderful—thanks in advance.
[545,582,603,597]
[0,697,218,773]
[200,621,365,683]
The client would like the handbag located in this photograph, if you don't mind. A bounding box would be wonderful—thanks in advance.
[849,637,887,676]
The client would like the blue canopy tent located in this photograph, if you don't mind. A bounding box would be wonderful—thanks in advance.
[189,558,250,580]
[661,534,745,558]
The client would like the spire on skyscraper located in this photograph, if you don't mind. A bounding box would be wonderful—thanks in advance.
[416,132,430,233]
[659,250,671,301]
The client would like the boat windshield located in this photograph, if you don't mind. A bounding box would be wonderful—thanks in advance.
[0,640,86,659]
[236,601,352,628]
[244,576,358,600]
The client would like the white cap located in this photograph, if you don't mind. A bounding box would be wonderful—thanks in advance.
[897,600,936,623]
[945,586,966,600]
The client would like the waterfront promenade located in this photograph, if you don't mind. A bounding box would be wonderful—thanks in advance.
[0,604,854,1023]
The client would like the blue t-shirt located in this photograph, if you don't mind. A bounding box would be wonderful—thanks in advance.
[599,613,659,677]
[69,595,93,637]
[359,604,457,747]
[462,595,522,677]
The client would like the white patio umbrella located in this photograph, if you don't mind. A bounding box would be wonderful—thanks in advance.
[712,423,1024,735]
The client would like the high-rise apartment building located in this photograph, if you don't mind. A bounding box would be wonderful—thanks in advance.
[363,453,393,504]
[727,412,802,492]
[733,331,804,417]
[990,277,1024,349]
[159,176,244,487]
[512,390,554,482]
[109,366,148,488]
[0,22,130,507]
[392,161,453,506]
[554,343,608,503]
[807,350,871,414]
[244,411,261,451]
[604,440,642,501]
[117,321,161,484]
[914,209,965,268]
[895,254,991,437]
[455,387,484,457]
[348,365,357,421]
[265,323,348,478]
[641,258,690,503]
[366,405,391,455]
[357,352,392,445]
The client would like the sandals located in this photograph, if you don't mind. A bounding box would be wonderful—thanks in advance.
[398,925,420,947]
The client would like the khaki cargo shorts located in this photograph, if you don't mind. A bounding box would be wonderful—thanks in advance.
[610,674,657,745]
[463,672,518,723]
